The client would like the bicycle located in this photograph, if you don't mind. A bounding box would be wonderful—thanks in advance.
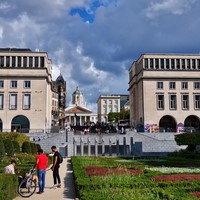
[18,168,37,198]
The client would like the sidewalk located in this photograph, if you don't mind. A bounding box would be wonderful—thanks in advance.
[14,158,76,200]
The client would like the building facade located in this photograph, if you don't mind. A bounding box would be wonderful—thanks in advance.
[129,53,200,132]
[65,87,97,126]
[97,95,121,123]
[0,48,52,132]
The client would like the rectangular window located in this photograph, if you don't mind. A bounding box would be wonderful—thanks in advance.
[182,82,188,90]
[10,94,17,109]
[169,82,176,89]
[194,95,200,110]
[23,94,31,110]
[103,100,106,104]
[109,100,112,105]
[0,94,4,109]
[171,59,175,69]
[108,106,112,113]
[114,99,118,105]
[166,59,169,69]
[0,81,4,88]
[157,95,164,110]
[17,57,21,67]
[35,57,39,67]
[194,82,200,90]
[182,95,189,110]
[113,106,118,112]
[103,106,106,114]
[11,81,17,88]
[0,56,4,67]
[157,82,163,89]
[40,57,44,67]
[24,81,31,88]
[12,56,16,67]
[23,57,27,67]
[6,56,10,67]
[169,95,177,110]
[29,57,33,67]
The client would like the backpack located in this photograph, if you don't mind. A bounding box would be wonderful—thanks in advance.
[58,152,63,164]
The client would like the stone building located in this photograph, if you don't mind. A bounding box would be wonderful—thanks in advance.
[65,86,97,126]
[0,48,53,132]
[129,53,200,132]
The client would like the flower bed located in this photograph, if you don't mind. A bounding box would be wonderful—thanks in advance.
[85,165,144,176]
[151,174,200,181]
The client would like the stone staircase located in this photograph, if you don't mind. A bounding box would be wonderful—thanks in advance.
[34,131,67,153]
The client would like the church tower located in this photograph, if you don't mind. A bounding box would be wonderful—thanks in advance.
[72,86,84,106]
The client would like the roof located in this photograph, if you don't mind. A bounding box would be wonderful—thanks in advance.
[0,48,32,52]
[73,86,82,95]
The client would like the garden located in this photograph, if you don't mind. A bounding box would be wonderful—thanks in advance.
[72,132,200,200]
[0,132,52,200]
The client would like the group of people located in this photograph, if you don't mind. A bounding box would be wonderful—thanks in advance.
[4,145,62,195]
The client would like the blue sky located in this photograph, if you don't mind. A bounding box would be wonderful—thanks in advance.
[0,0,200,112]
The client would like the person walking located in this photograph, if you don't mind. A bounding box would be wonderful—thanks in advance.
[34,148,48,194]
[50,145,61,188]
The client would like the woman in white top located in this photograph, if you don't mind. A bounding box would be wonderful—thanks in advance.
[4,160,17,174]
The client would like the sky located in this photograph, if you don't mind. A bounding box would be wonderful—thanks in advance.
[0,0,200,112]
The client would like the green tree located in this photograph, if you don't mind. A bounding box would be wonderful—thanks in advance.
[120,108,130,120]
[12,141,20,153]
[108,112,120,122]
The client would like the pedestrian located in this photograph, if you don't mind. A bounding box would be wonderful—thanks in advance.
[50,145,61,188]
[34,148,48,194]
[4,159,16,174]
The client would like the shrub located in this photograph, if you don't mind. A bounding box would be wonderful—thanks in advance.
[30,143,37,154]
[22,141,31,154]
[0,132,29,147]
[3,139,14,156]
[0,174,18,200]
[0,140,5,157]
[12,141,20,153]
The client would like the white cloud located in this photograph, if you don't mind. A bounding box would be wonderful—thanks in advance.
[0,26,3,39]
[146,0,197,19]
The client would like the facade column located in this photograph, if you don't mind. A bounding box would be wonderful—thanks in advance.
[3,56,6,67]
[180,59,182,70]
[73,138,77,156]
[21,56,23,67]
[174,59,177,70]
[15,56,18,67]
[164,58,166,69]
[38,57,40,68]
[158,58,161,70]
[9,56,12,67]
[95,138,98,156]
[27,56,29,67]
[169,59,171,69]
[153,58,155,69]
[88,138,91,156]
[80,137,84,156]
[102,138,105,156]
[148,58,150,69]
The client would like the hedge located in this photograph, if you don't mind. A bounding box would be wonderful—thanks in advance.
[3,139,14,156]
[0,140,5,157]
[0,174,18,200]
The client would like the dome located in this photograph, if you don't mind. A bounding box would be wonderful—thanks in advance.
[73,86,82,95]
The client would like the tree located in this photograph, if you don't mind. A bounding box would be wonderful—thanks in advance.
[120,108,130,120]
[108,112,120,122]
[3,139,14,156]
[0,140,5,157]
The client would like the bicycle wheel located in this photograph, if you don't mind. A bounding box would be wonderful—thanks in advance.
[18,178,37,198]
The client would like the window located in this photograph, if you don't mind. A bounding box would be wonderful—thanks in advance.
[157,95,164,110]
[40,57,44,67]
[194,95,200,110]
[0,81,4,88]
[194,82,200,90]
[10,94,17,109]
[103,100,106,104]
[29,57,33,67]
[103,106,106,114]
[23,57,27,67]
[0,56,4,67]
[157,82,163,89]
[182,95,189,110]
[23,94,31,110]
[169,95,177,110]
[11,81,17,88]
[24,81,31,88]
[35,57,39,67]
[108,106,112,113]
[114,100,118,105]
[0,94,4,109]
[182,82,188,90]
[113,106,118,112]
[169,82,176,89]
[6,56,10,67]
[17,57,21,67]
[12,56,16,67]
[109,100,112,105]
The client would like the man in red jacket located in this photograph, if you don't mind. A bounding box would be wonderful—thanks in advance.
[34,148,48,194]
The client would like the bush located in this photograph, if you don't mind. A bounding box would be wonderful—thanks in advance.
[0,132,29,147]
[0,174,18,200]
[0,140,5,157]
[3,139,14,156]
[22,141,31,154]
[30,143,37,154]
[12,141,20,153]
